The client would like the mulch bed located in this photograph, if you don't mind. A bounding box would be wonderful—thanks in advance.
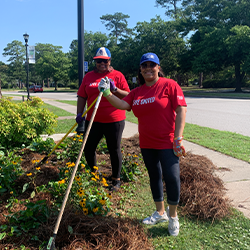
[0,134,232,249]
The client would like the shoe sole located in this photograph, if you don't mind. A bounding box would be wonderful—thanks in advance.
[143,218,169,225]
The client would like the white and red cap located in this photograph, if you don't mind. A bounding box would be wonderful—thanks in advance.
[93,47,111,59]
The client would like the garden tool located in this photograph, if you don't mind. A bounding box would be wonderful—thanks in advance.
[36,95,99,168]
[44,91,103,250]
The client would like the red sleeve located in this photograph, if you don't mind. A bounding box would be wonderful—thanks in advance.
[167,79,187,110]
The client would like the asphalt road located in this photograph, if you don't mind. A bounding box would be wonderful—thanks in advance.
[3,91,250,137]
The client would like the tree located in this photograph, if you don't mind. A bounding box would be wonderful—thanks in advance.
[35,43,64,87]
[2,40,26,87]
[68,31,110,82]
[0,62,8,97]
[155,0,182,18]
[100,12,132,44]
[178,0,250,91]
[36,49,71,90]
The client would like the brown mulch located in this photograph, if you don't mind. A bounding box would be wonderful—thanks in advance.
[0,134,232,249]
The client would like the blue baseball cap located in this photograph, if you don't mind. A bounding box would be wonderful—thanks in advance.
[93,47,111,59]
[140,52,160,65]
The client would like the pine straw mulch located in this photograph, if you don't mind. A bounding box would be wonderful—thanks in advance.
[0,134,232,249]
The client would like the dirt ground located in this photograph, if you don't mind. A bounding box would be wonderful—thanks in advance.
[0,134,232,249]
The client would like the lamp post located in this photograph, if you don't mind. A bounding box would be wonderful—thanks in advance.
[23,33,30,100]
[76,0,85,133]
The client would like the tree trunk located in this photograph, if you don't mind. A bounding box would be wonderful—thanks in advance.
[199,72,203,88]
[47,78,50,88]
[234,63,242,92]
[55,81,57,91]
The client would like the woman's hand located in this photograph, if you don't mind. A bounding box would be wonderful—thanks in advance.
[98,77,111,97]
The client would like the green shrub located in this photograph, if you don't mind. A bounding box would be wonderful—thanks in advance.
[69,82,78,89]
[0,97,58,149]
[202,79,235,88]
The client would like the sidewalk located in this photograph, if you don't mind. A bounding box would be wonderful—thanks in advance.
[40,100,250,219]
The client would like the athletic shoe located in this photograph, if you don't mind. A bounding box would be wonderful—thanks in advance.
[109,180,121,192]
[142,211,169,225]
[168,215,179,236]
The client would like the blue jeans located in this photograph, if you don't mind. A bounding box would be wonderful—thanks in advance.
[141,148,180,205]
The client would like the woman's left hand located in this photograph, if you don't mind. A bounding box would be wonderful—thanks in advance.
[173,137,186,157]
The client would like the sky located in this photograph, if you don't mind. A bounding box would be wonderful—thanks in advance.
[0,0,169,64]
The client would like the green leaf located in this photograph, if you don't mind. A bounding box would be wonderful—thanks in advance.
[30,191,35,198]
[22,183,29,193]
[68,225,73,234]
[0,232,6,240]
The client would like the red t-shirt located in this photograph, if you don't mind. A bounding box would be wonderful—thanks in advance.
[123,77,187,149]
[77,70,130,123]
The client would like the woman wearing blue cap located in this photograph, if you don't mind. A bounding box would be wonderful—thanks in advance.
[76,47,130,191]
[98,52,187,236]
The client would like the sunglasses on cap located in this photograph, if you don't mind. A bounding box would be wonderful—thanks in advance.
[95,59,109,64]
[140,62,157,69]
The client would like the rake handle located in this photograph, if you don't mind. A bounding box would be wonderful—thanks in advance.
[46,92,103,249]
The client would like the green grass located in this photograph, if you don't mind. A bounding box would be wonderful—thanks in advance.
[184,123,250,162]
[42,103,74,117]
[122,173,250,249]
[57,100,77,106]
[54,119,76,134]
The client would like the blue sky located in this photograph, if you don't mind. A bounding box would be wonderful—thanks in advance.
[0,0,169,64]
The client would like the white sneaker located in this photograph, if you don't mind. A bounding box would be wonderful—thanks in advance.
[142,211,169,225]
[168,215,179,236]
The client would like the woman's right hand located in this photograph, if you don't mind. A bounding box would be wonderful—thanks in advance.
[98,77,111,97]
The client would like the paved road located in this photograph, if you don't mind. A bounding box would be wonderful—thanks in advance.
[185,97,250,137]
[3,91,250,137]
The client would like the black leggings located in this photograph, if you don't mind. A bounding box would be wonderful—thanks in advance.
[84,120,125,178]
[141,148,180,205]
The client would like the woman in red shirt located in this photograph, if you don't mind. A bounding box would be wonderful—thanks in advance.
[76,47,130,191]
[98,52,187,236]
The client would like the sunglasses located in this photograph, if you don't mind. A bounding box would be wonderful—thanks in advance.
[95,59,109,64]
[140,62,157,69]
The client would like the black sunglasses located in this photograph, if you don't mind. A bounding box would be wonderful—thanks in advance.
[95,59,109,64]
[141,62,157,69]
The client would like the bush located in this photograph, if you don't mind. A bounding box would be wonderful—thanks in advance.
[69,82,78,89]
[202,79,235,88]
[0,97,58,149]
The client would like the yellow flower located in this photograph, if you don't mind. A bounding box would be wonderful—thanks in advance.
[36,167,41,171]
[75,176,81,182]
[83,207,88,215]
[78,182,82,186]
[128,153,131,156]
[77,135,80,138]
[58,179,66,184]
[46,161,48,164]
[10,191,13,194]
[79,139,83,142]
[93,166,98,170]
[81,163,85,168]
[86,170,89,173]
[65,170,69,174]
[26,173,32,176]
[73,131,77,134]
[77,189,85,197]
[102,173,107,177]
[80,133,84,136]
[73,138,76,141]
[99,199,106,205]
[133,154,138,157]
[93,207,98,213]
[12,161,17,165]
[106,193,112,199]
[91,177,97,182]
[79,199,86,207]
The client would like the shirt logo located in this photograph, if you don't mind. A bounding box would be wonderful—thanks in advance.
[133,97,155,106]
[177,95,183,100]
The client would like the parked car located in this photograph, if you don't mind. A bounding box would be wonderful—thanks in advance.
[29,85,43,93]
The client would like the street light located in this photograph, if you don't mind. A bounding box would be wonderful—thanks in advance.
[23,33,30,100]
